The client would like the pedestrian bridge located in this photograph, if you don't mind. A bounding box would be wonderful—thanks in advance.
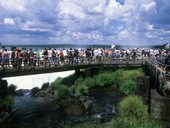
[1,58,170,94]
[0,60,143,78]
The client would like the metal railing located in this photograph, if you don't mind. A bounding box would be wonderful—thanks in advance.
[0,57,144,72]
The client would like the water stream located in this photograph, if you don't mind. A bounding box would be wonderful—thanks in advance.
[5,87,122,128]
[6,95,66,128]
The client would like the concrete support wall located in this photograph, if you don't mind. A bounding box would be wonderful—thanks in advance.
[150,89,170,124]
[137,76,150,104]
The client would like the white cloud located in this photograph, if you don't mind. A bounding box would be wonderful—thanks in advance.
[145,22,154,30]
[21,27,51,32]
[88,0,105,14]
[71,31,102,40]
[4,18,15,25]
[0,0,26,11]
[57,0,85,19]
[0,0,169,45]
[104,0,122,25]
[118,29,130,39]
[142,1,156,12]
[145,32,156,38]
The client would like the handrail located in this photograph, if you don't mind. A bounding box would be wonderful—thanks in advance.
[1,56,170,80]
[0,58,144,71]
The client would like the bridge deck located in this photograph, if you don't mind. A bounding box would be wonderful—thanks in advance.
[0,61,143,78]
[2,58,170,93]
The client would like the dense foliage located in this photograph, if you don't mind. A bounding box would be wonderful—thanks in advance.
[116,69,144,95]
[50,69,165,128]
[54,84,70,99]
[51,69,144,99]
[0,95,14,109]
[108,95,164,128]
[120,80,137,95]
[118,95,148,120]
[109,116,163,128]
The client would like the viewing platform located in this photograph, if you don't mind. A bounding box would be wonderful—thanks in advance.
[1,58,170,95]
[0,60,143,78]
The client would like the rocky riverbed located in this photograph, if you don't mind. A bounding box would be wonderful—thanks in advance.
[34,85,123,123]
[3,85,123,128]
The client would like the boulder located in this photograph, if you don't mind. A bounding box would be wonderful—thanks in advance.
[79,96,86,103]
[79,96,97,114]
[84,99,93,110]
[15,90,24,96]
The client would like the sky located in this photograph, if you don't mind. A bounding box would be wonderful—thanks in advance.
[0,0,170,45]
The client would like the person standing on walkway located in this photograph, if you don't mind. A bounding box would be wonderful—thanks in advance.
[2,48,10,69]
[35,49,40,66]
[28,48,34,67]
[42,48,48,67]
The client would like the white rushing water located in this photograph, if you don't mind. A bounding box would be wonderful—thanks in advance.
[3,71,75,90]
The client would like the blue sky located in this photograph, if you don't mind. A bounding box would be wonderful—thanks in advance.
[0,0,170,45]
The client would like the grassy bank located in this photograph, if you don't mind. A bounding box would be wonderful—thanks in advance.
[60,95,163,128]
[50,68,164,128]
[51,68,145,99]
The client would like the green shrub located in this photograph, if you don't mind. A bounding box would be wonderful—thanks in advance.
[54,85,70,99]
[51,69,145,98]
[75,84,88,96]
[108,117,139,128]
[83,77,95,88]
[121,69,144,82]
[109,117,163,128]
[3,95,14,106]
[119,95,148,120]
[112,69,124,86]
[106,95,164,128]
[120,80,138,95]
[112,69,144,94]
[74,77,84,87]
[73,77,96,96]
[94,71,114,87]
[112,69,144,86]
[51,77,63,89]
[0,95,14,108]
[31,87,39,96]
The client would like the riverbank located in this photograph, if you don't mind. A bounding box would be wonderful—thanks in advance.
[5,85,122,128]
[2,68,166,128]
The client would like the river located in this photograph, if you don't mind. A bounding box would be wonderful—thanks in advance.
[2,70,123,128]
[3,86,122,128]
[5,95,66,128]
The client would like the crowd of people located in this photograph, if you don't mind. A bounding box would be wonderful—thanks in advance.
[0,46,170,70]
